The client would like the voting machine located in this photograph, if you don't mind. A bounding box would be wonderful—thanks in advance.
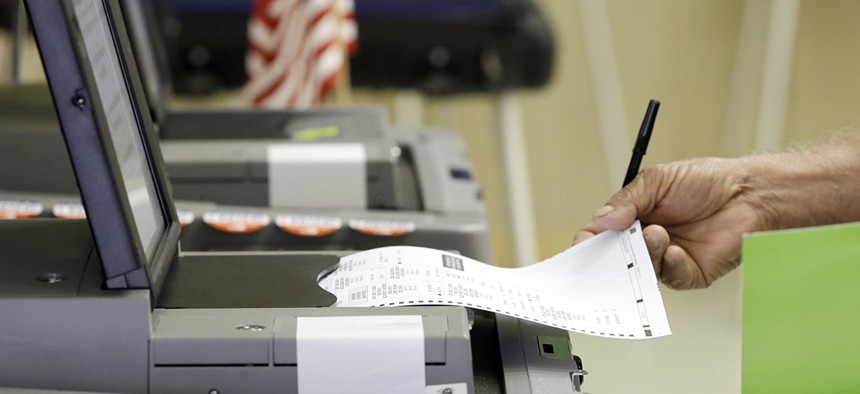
[0,1,585,392]
[0,90,491,260]
[121,0,480,216]
[0,0,491,261]
[0,114,493,261]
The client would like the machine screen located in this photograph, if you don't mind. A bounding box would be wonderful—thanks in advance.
[71,0,166,260]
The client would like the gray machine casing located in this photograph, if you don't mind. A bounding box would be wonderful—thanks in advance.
[0,0,585,392]
[0,95,484,215]
[159,107,417,211]
[0,0,490,259]
[0,127,493,262]
[0,220,473,394]
[0,219,584,394]
[161,126,485,215]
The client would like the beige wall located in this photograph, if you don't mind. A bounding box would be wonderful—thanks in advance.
[355,1,753,268]
[354,0,860,266]
[791,0,860,143]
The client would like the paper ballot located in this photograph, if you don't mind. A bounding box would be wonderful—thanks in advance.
[320,221,671,339]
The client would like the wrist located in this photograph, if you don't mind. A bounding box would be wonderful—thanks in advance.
[741,132,860,230]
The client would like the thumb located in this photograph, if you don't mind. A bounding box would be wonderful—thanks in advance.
[591,172,659,231]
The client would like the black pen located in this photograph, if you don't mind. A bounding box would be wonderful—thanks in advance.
[623,99,660,187]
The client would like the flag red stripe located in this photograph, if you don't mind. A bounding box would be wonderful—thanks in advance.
[246,0,357,108]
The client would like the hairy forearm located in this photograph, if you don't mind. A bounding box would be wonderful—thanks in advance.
[741,131,860,230]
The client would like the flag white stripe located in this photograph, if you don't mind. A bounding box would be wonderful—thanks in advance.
[245,0,356,108]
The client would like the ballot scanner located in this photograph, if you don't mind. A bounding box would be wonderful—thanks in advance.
[121,0,471,214]
[2,0,418,211]
[0,0,491,261]
[0,1,586,392]
[0,84,485,223]
[0,105,493,262]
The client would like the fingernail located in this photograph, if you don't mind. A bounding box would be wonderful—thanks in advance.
[593,205,615,217]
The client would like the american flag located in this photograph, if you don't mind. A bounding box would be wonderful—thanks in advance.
[245,0,357,108]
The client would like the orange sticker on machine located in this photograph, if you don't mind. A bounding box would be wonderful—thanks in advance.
[52,202,87,219]
[0,200,44,219]
[348,218,416,237]
[276,214,343,237]
[177,209,196,227]
[203,211,270,234]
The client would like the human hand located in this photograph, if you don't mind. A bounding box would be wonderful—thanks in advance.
[574,157,766,289]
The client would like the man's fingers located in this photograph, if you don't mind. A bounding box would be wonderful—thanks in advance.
[572,230,595,245]
[660,245,706,290]
[591,171,663,231]
[642,225,669,278]
[590,203,638,231]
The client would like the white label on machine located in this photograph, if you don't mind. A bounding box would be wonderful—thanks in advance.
[268,143,366,209]
[296,315,425,394]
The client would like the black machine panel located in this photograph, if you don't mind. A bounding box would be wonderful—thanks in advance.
[155,0,554,95]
